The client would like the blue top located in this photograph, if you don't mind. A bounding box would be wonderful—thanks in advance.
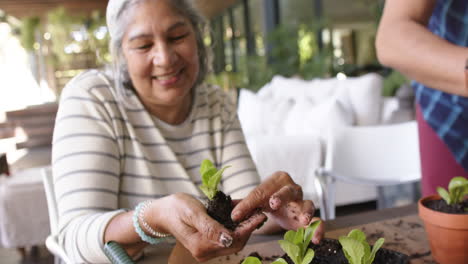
[413,0,468,170]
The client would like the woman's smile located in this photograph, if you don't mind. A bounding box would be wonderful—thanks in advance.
[152,68,184,86]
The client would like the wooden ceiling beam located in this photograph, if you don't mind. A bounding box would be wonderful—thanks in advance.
[0,0,108,18]
[0,0,240,19]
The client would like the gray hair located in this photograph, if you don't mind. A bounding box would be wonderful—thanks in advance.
[107,0,210,103]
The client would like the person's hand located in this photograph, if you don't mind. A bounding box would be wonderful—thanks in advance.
[231,171,324,243]
[154,193,267,262]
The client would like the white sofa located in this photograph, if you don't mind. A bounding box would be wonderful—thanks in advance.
[237,73,415,207]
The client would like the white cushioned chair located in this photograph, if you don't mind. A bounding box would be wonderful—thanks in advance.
[315,121,421,220]
[41,167,73,264]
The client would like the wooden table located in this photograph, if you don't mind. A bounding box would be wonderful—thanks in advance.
[141,204,434,263]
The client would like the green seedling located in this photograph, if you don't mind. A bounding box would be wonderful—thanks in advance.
[241,256,289,264]
[241,256,262,264]
[338,229,384,264]
[198,159,231,200]
[241,257,288,264]
[274,220,321,264]
[437,176,468,205]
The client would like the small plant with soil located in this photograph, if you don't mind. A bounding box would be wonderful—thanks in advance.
[241,224,409,264]
[199,159,237,230]
[419,176,468,264]
[433,176,468,213]
[338,229,384,264]
[241,221,321,264]
[275,220,322,264]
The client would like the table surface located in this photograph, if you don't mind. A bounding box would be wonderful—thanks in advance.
[140,203,434,264]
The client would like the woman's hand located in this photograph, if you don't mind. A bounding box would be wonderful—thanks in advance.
[231,171,324,243]
[154,193,267,262]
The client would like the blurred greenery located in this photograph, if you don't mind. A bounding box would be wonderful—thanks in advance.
[382,70,410,97]
[46,7,110,68]
[11,7,110,68]
[19,16,40,51]
[208,22,334,92]
[207,0,392,95]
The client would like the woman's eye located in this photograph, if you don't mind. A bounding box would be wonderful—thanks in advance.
[170,33,189,42]
[137,44,152,50]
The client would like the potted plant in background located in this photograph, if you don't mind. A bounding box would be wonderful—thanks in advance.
[418,176,468,264]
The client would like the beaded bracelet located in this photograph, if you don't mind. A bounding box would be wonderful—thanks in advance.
[133,200,172,245]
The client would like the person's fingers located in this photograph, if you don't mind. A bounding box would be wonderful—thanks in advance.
[188,210,233,248]
[196,213,268,261]
[235,212,268,236]
[231,185,269,221]
[231,199,242,207]
[269,183,303,211]
[311,217,325,244]
[232,171,293,221]
[299,200,315,225]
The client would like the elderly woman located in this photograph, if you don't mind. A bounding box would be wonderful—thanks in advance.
[52,0,323,262]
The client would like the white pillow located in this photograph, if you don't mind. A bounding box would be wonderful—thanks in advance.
[260,97,295,135]
[344,73,383,126]
[283,96,355,137]
[238,87,295,136]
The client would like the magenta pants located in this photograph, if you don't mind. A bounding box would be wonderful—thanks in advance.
[416,105,468,196]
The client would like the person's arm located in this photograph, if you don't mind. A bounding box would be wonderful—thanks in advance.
[375,0,468,96]
[54,76,267,262]
[53,74,132,263]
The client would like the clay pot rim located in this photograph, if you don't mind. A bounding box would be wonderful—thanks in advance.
[418,194,468,229]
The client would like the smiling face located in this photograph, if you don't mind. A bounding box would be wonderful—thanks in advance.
[122,0,199,119]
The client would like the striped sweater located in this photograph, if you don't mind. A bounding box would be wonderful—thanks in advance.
[52,70,260,263]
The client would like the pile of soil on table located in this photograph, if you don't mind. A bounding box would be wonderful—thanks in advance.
[206,191,238,230]
[423,199,468,214]
[281,239,409,264]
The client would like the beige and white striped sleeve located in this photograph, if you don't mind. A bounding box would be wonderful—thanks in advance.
[52,74,125,263]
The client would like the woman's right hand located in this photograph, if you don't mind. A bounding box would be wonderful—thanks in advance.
[151,193,267,262]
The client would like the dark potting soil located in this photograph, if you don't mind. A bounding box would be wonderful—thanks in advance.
[423,198,468,214]
[206,191,238,230]
[281,239,409,264]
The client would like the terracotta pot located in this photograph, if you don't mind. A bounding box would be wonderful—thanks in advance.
[418,194,468,264]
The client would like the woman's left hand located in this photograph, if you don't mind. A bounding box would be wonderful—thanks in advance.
[231,171,324,243]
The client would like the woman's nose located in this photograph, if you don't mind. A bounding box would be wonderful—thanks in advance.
[152,43,176,67]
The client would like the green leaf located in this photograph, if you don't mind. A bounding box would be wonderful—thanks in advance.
[437,187,452,205]
[200,159,215,177]
[448,177,468,204]
[208,165,231,190]
[284,230,297,243]
[339,236,365,264]
[279,240,301,264]
[448,176,468,191]
[198,160,231,200]
[241,256,262,264]
[199,184,215,200]
[201,167,217,186]
[301,249,315,264]
[294,228,305,260]
[272,258,288,264]
[346,229,370,261]
[294,228,305,245]
[304,220,321,248]
[347,229,366,243]
[368,238,385,264]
